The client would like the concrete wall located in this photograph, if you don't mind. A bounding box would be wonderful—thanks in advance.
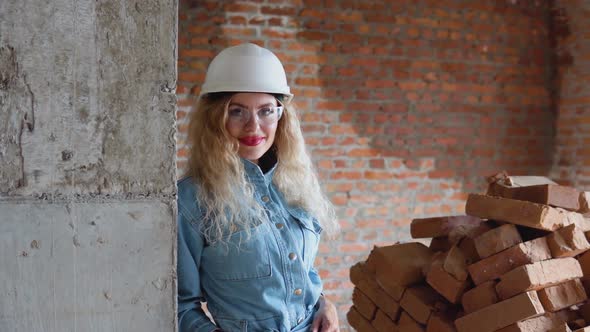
[0,1,177,331]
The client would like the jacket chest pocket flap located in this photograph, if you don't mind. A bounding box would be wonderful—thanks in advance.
[286,208,322,268]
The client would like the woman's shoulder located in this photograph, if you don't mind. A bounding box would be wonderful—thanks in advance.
[177,176,197,193]
[177,176,203,220]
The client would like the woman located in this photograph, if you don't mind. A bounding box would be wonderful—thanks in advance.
[177,43,340,332]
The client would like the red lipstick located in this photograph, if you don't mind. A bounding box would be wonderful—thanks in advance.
[239,136,265,146]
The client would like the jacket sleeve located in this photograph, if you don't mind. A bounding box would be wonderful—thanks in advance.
[177,205,219,332]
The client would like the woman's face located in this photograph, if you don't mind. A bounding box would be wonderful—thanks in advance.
[225,93,281,164]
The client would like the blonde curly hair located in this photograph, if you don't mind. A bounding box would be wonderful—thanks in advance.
[185,93,339,244]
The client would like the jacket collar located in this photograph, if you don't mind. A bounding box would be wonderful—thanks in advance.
[241,150,277,187]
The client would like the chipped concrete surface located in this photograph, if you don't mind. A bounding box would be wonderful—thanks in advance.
[0,0,177,331]
[0,0,177,196]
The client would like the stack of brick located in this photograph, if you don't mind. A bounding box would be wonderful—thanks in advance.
[348,175,590,332]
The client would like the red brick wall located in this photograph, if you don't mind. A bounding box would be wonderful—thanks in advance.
[550,0,590,189]
[177,1,555,327]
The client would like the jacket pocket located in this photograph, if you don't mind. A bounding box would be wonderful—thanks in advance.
[286,208,322,270]
[203,223,272,281]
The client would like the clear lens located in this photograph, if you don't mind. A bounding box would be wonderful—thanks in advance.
[227,106,283,125]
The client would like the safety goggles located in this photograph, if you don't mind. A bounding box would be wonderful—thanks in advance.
[226,102,284,126]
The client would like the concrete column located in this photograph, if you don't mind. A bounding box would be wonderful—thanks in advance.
[0,1,177,331]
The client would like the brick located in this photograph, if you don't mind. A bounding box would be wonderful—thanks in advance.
[353,287,377,320]
[548,323,573,332]
[468,237,552,285]
[372,309,398,332]
[576,217,590,232]
[486,174,557,190]
[496,258,584,300]
[356,278,382,308]
[429,237,452,252]
[365,243,433,301]
[447,220,494,245]
[577,251,590,280]
[547,224,590,258]
[350,262,367,286]
[442,245,469,281]
[495,313,566,332]
[584,279,590,296]
[487,183,580,211]
[426,312,457,332]
[352,265,402,322]
[399,311,426,332]
[400,285,444,324]
[573,326,590,332]
[466,194,574,231]
[424,251,445,277]
[347,306,378,332]
[426,265,470,304]
[410,215,483,239]
[461,280,498,314]
[454,291,545,332]
[538,279,587,312]
[580,192,590,215]
[456,236,481,264]
[373,285,402,322]
[358,263,406,304]
[556,305,587,323]
[475,224,523,259]
[454,223,495,264]
[579,302,590,323]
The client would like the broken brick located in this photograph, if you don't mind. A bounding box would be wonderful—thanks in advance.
[547,224,590,258]
[461,280,498,314]
[466,194,573,231]
[468,237,552,285]
[426,312,457,332]
[399,311,425,332]
[400,285,444,324]
[365,243,432,301]
[429,237,452,252]
[454,291,545,332]
[475,224,523,259]
[372,309,398,332]
[426,265,470,304]
[442,245,469,281]
[538,279,587,312]
[495,313,566,332]
[411,215,483,239]
[350,262,367,286]
[487,183,580,211]
[373,286,402,322]
[548,323,573,332]
[347,306,377,332]
[496,258,583,300]
[580,192,590,216]
[352,287,377,320]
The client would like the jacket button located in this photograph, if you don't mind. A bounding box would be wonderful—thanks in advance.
[276,223,284,229]
[261,196,270,203]
[289,253,297,260]
[294,288,302,296]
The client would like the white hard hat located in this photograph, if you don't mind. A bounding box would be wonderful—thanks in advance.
[200,43,294,103]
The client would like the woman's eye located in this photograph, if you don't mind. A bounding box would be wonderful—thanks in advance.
[259,107,275,117]
[228,108,244,117]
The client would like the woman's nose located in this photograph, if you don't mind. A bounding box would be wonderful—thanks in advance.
[243,112,259,129]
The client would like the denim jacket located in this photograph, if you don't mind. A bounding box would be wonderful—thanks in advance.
[177,159,324,332]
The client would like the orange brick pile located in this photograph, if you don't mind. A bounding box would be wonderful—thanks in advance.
[348,174,590,332]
